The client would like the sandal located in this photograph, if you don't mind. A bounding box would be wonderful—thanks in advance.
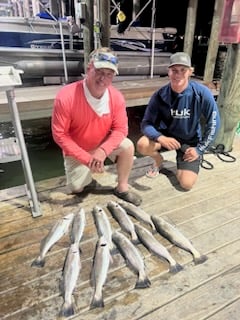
[146,165,160,178]
[113,188,142,206]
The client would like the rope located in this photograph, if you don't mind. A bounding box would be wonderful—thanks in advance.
[201,144,236,170]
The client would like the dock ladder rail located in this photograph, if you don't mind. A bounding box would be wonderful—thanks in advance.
[0,66,42,218]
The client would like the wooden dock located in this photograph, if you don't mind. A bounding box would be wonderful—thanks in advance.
[0,135,239,320]
[0,77,219,122]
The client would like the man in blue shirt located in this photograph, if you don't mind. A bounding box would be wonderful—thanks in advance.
[137,52,220,190]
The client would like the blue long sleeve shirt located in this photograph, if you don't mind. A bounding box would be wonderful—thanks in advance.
[141,81,220,155]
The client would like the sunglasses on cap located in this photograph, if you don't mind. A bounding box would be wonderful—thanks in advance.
[94,53,118,65]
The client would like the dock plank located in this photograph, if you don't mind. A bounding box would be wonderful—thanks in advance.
[206,298,240,320]
[0,136,239,319]
[0,77,219,121]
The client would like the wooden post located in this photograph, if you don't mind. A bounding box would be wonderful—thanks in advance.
[83,0,94,72]
[214,44,240,151]
[203,0,224,83]
[99,0,110,47]
[183,0,199,57]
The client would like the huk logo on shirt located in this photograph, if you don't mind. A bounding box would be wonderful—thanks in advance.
[171,108,191,119]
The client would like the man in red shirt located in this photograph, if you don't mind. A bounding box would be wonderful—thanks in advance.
[52,47,142,206]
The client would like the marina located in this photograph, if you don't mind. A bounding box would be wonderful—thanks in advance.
[0,135,239,319]
[0,0,240,319]
[0,15,177,83]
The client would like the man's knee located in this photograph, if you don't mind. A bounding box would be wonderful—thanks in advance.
[136,136,148,154]
[177,171,198,190]
[119,139,134,156]
[178,179,194,191]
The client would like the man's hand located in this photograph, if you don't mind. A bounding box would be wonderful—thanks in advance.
[183,147,199,162]
[158,136,181,150]
[88,147,106,173]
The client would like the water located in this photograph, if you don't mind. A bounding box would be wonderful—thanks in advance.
[0,106,146,190]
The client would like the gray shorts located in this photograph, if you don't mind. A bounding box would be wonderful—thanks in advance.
[64,138,133,193]
[176,149,201,174]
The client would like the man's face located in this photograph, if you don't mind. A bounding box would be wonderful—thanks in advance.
[168,65,192,92]
[87,64,115,98]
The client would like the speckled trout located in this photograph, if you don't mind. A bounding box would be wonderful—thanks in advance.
[119,201,156,231]
[90,236,111,309]
[151,215,208,265]
[60,243,81,317]
[134,223,183,273]
[112,231,151,289]
[107,201,138,243]
[31,212,74,268]
[71,208,86,245]
[92,205,114,252]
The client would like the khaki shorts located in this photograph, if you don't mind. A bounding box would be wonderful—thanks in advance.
[64,138,133,193]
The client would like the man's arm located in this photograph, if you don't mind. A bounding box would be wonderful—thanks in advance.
[52,97,92,166]
[197,90,221,155]
[141,92,163,141]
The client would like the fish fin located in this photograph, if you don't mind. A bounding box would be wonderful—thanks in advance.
[70,234,74,244]
[135,276,151,289]
[31,256,45,268]
[90,295,104,309]
[59,301,75,317]
[89,269,94,287]
[194,254,208,265]
[151,225,157,234]
[59,278,64,296]
[110,246,118,256]
[169,263,183,274]
[108,251,114,264]
[131,237,140,245]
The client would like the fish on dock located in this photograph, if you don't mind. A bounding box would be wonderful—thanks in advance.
[112,231,151,289]
[92,205,114,252]
[90,236,111,309]
[119,201,156,231]
[31,212,74,268]
[71,208,86,245]
[107,201,138,244]
[151,215,208,265]
[60,242,81,317]
[134,224,183,273]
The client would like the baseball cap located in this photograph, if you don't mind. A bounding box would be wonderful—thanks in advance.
[168,52,191,68]
[91,51,119,75]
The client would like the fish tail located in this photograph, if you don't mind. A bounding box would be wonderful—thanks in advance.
[59,301,75,317]
[169,263,183,274]
[90,294,104,309]
[135,275,151,289]
[31,256,45,268]
[131,232,140,245]
[194,254,208,265]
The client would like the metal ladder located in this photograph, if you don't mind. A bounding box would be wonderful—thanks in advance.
[0,66,42,217]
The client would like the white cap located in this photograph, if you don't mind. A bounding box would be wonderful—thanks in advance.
[91,51,119,74]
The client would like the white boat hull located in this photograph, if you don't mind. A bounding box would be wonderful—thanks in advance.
[0,17,175,82]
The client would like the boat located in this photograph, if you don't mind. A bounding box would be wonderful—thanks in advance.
[0,16,177,84]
